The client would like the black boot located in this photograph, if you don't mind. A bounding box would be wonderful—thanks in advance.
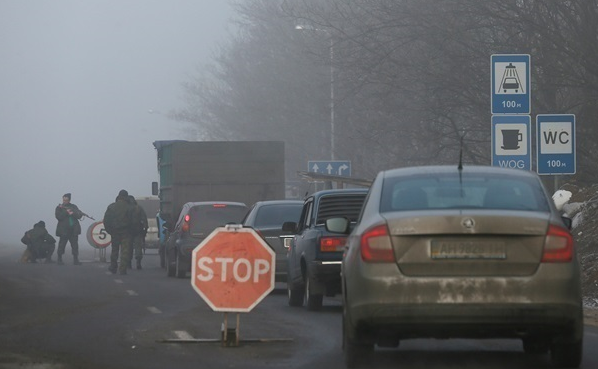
[136,260,142,270]
[57,255,64,265]
[73,255,82,265]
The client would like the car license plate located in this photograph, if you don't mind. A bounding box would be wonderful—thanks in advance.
[430,241,506,260]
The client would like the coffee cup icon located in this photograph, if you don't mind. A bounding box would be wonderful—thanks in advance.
[501,129,522,150]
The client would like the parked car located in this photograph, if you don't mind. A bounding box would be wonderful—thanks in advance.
[241,200,303,283]
[330,165,583,368]
[284,188,368,310]
[164,201,248,278]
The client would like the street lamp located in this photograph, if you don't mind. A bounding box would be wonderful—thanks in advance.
[295,25,335,160]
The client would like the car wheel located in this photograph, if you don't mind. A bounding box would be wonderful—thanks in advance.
[175,252,186,278]
[287,281,304,307]
[305,276,323,311]
[343,305,373,368]
[159,244,166,269]
[550,338,583,368]
[166,249,175,277]
[522,337,549,355]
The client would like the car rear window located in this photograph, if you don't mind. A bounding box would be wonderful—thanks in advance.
[316,194,367,224]
[188,204,247,235]
[254,204,302,228]
[380,174,550,213]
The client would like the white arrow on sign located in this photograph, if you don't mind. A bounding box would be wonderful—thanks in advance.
[311,163,320,172]
[338,164,349,175]
[326,164,333,174]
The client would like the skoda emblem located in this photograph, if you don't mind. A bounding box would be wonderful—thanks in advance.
[462,218,475,229]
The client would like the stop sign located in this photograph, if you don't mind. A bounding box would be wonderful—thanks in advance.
[191,226,275,312]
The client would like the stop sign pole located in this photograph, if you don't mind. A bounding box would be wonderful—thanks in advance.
[191,224,275,346]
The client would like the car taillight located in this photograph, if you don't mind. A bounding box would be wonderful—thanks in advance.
[320,237,346,252]
[213,204,227,208]
[182,214,190,232]
[360,224,394,263]
[541,224,574,263]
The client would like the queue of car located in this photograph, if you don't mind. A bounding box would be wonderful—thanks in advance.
[159,164,583,369]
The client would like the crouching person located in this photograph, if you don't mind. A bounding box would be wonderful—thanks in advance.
[21,221,57,263]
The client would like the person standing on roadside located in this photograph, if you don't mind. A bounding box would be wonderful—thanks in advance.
[128,195,148,270]
[55,193,84,265]
[103,190,134,275]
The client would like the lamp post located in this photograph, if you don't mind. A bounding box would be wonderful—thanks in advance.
[295,25,335,160]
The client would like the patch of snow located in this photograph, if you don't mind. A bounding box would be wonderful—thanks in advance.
[553,190,572,211]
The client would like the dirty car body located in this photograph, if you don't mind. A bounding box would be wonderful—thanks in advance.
[338,165,583,368]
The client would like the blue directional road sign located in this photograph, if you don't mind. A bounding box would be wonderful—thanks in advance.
[491,115,531,170]
[536,114,576,175]
[308,160,351,176]
[491,54,530,114]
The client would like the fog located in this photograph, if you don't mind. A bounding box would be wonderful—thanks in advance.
[0,1,231,244]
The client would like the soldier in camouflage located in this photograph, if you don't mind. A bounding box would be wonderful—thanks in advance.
[103,189,134,275]
[21,221,56,263]
[128,195,148,270]
[55,193,84,265]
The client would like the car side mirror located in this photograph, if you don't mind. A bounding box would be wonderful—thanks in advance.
[282,221,297,233]
[326,217,351,234]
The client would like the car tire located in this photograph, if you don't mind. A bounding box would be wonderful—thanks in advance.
[305,276,323,311]
[166,249,175,277]
[550,338,583,368]
[287,281,304,307]
[159,244,166,269]
[522,337,549,355]
[175,252,186,278]
[343,305,373,368]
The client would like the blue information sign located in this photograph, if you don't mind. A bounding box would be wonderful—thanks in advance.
[491,54,531,114]
[536,114,576,175]
[307,160,351,176]
[491,115,531,170]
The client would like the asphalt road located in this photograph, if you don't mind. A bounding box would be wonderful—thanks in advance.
[1,242,597,369]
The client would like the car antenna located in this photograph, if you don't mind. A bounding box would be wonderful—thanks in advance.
[458,132,465,171]
[458,132,466,189]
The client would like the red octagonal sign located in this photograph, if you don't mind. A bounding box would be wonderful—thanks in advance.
[191,226,275,312]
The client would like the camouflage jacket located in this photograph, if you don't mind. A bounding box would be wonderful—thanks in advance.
[22,224,56,246]
[103,198,133,236]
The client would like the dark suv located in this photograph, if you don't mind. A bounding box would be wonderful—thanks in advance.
[164,201,248,278]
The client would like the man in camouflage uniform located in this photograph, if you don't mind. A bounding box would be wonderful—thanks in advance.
[55,193,84,265]
[21,221,56,263]
[103,189,133,275]
[128,195,148,270]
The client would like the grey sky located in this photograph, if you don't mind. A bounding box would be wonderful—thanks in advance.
[0,1,232,243]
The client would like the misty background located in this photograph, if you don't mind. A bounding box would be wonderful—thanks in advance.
[3,1,598,245]
[0,1,232,243]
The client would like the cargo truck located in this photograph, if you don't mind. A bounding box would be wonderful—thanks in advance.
[152,140,286,268]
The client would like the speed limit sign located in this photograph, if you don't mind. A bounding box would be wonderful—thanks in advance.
[86,221,111,249]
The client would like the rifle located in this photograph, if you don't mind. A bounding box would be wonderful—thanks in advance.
[82,212,96,221]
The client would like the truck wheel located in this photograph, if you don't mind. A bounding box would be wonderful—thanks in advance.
[343,305,373,368]
[175,252,186,278]
[287,281,304,307]
[305,276,323,311]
